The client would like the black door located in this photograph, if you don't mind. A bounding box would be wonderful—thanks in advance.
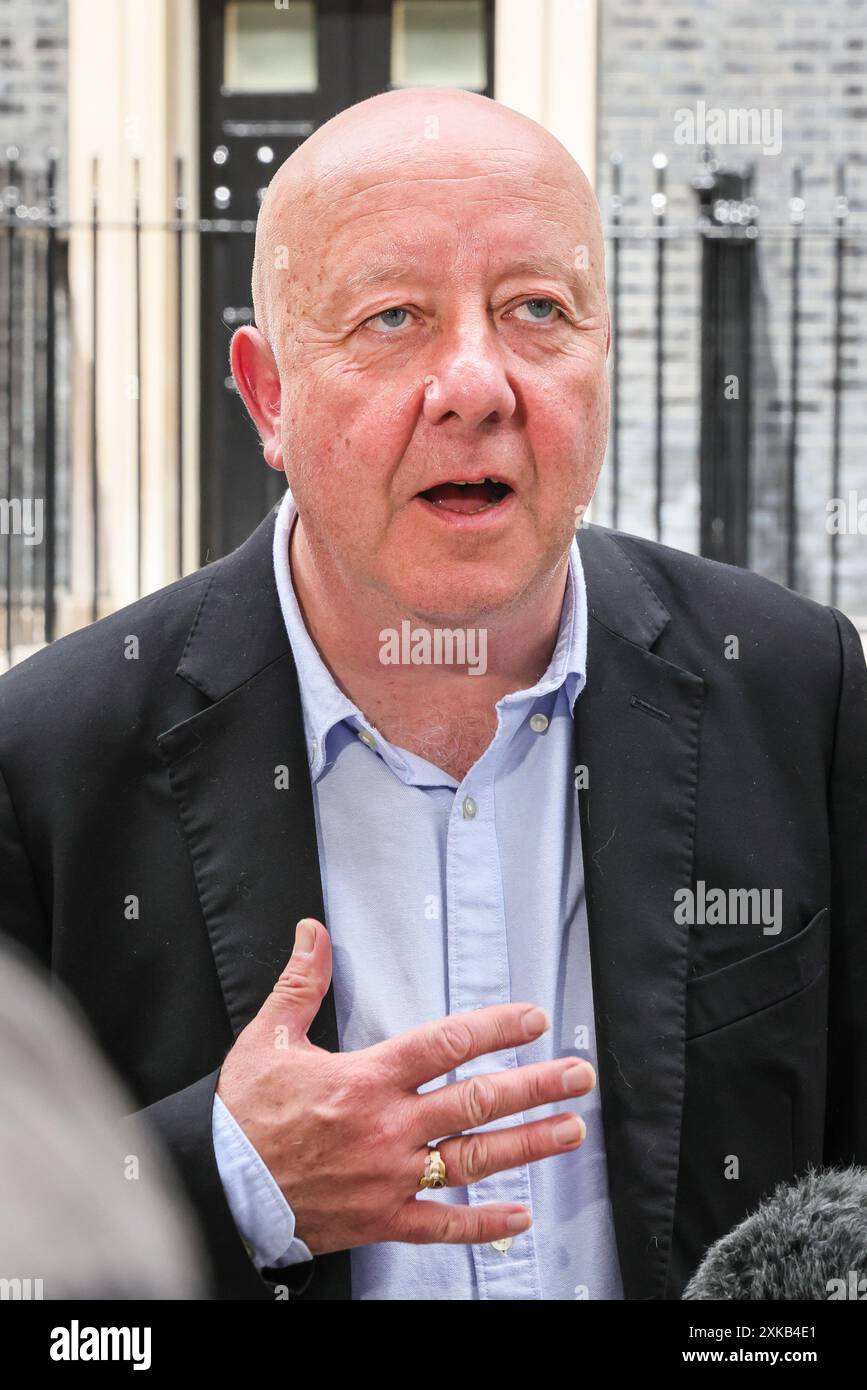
[198,0,495,562]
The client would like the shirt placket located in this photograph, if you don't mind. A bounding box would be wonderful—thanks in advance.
[444,714,542,1300]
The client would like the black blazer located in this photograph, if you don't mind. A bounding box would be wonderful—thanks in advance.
[0,504,864,1301]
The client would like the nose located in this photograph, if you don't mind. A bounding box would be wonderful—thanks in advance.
[421,316,516,428]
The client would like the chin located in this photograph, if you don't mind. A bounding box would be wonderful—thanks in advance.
[394,572,528,627]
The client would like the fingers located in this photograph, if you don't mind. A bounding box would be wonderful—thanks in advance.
[370,1001,553,1088]
[259,918,333,1039]
[412,1057,596,1143]
[428,1109,587,1190]
[398,1200,534,1247]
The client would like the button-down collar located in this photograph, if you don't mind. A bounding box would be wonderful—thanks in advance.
[272,488,587,787]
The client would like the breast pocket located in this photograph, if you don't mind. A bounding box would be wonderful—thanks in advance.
[670,907,831,1297]
[684,906,829,1041]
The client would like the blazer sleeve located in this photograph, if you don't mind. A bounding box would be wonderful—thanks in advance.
[823,607,867,1167]
[125,1070,316,1299]
[0,763,314,1302]
[0,764,51,965]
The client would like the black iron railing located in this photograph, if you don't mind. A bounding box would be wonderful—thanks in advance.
[1,148,865,669]
[603,150,864,611]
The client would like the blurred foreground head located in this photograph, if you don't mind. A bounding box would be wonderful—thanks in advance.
[0,936,209,1299]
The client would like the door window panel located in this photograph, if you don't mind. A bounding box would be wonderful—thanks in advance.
[391,1,487,90]
[223,0,318,93]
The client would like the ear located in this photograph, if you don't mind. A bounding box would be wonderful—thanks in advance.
[229,326,284,471]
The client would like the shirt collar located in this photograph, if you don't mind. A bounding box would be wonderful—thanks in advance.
[272,486,588,782]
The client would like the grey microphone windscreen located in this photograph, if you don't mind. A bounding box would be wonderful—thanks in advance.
[683,1166,867,1300]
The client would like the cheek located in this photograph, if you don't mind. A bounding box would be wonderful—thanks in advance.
[282,378,413,537]
[288,371,416,486]
[529,368,609,482]
[576,372,610,459]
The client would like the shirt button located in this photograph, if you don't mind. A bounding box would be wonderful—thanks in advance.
[357,729,378,750]
[462,796,477,819]
[490,1237,513,1253]
[529,713,549,733]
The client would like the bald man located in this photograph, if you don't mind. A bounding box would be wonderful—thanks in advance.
[0,89,864,1302]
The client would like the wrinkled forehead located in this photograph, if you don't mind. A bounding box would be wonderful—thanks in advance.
[307,127,592,220]
[299,149,603,290]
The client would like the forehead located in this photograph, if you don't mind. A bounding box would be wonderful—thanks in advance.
[313,146,586,232]
[342,247,583,295]
[311,167,594,297]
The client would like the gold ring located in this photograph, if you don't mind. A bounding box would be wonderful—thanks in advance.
[419,1146,448,1189]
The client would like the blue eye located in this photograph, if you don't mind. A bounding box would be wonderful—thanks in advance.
[367,307,411,332]
[514,298,562,323]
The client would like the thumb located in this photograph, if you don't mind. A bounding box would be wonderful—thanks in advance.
[262,917,332,1041]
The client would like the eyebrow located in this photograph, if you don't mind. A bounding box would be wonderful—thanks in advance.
[343,261,419,295]
[341,253,586,299]
[503,255,586,288]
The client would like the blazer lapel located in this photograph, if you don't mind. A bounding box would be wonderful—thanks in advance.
[575,524,705,1301]
[157,505,338,1049]
[158,504,351,1299]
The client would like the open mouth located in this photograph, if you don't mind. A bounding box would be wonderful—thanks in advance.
[416,478,513,515]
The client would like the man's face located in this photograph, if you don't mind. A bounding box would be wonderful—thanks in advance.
[245,124,609,626]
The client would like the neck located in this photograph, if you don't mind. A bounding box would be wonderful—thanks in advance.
[288,510,570,746]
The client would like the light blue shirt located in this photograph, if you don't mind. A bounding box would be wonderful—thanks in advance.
[212,487,624,1300]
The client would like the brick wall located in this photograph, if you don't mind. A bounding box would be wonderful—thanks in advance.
[597,0,867,618]
[0,0,67,182]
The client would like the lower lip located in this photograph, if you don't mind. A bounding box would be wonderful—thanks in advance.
[412,490,517,531]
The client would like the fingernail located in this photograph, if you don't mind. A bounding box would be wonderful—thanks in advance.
[553,1115,586,1146]
[293,920,316,956]
[563,1062,596,1094]
[506,1211,533,1233]
[522,1006,551,1038]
